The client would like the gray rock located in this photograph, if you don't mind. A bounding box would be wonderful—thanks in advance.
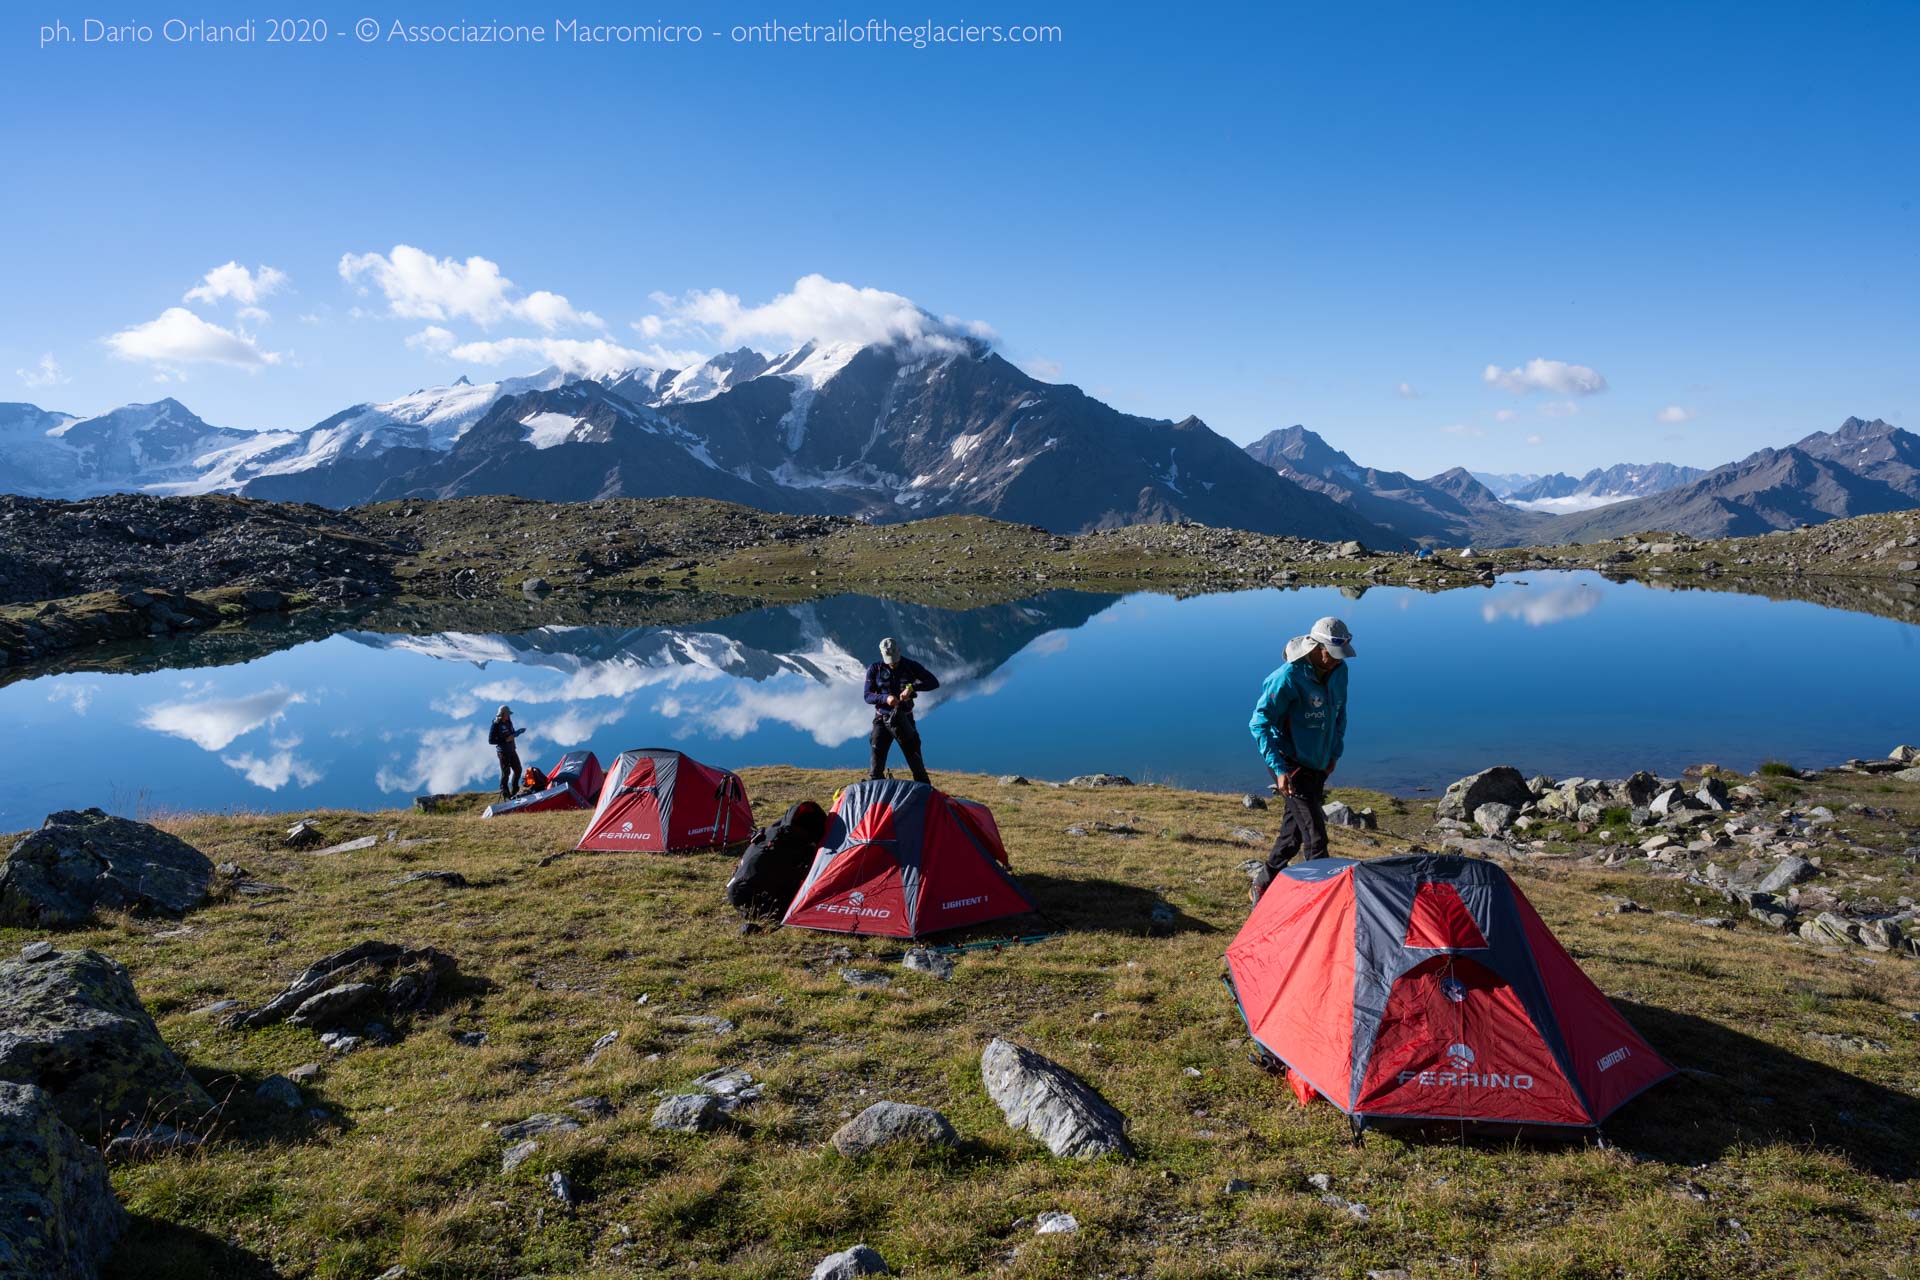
[997,775,1031,786]
[0,1080,127,1280]
[840,968,891,989]
[547,1170,574,1206]
[656,1014,735,1035]
[1798,913,1859,946]
[1067,773,1133,788]
[651,1093,725,1133]
[1858,919,1904,952]
[1035,1211,1079,1233]
[19,940,54,963]
[498,1113,581,1143]
[1889,744,1918,764]
[690,1067,761,1111]
[980,1037,1133,1159]
[233,940,458,1033]
[388,870,468,888]
[500,1140,538,1173]
[521,576,551,596]
[0,948,213,1139]
[1731,855,1816,894]
[1621,771,1662,807]
[254,1074,302,1109]
[1224,1178,1252,1194]
[831,1101,958,1157]
[287,982,380,1030]
[0,808,213,927]
[811,1244,891,1279]
[1306,1172,1333,1191]
[1473,803,1516,836]
[1649,786,1698,818]
[569,1096,615,1121]
[284,819,326,849]
[1695,777,1732,811]
[286,1062,322,1083]
[104,1121,201,1157]
[310,836,379,856]
[1436,767,1533,821]
[1148,900,1177,935]
[1242,794,1268,810]
[1322,801,1359,828]
[901,948,955,980]
[1229,827,1266,844]
[583,1030,618,1067]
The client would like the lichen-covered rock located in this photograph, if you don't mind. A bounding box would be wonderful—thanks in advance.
[0,808,212,927]
[0,949,212,1141]
[0,1081,127,1280]
[980,1037,1133,1159]
[233,941,457,1033]
[830,1101,958,1157]
[1435,768,1532,822]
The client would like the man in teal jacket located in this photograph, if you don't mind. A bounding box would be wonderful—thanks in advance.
[1247,616,1354,901]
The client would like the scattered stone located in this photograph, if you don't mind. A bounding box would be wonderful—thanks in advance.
[656,1014,736,1035]
[583,1030,618,1067]
[1797,913,1860,947]
[0,1080,127,1279]
[452,1030,488,1048]
[286,1062,322,1083]
[521,576,551,597]
[501,1140,538,1174]
[1229,827,1266,844]
[569,1096,615,1121]
[19,940,54,963]
[1435,767,1533,821]
[1324,801,1376,829]
[811,1244,891,1279]
[0,948,214,1139]
[1067,773,1133,788]
[1242,794,1268,810]
[1322,1194,1372,1221]
[388,870,468,888]
[1035,1211,1079,1234]
[902,948,955,980]
[690,1067,761,1111]
[831,1101,959,1157]
[255,1074,303,1109]
[980,1037,1133,1159]
[1806,1031,1890,1055]
[547,1169,574,1207]
[190,998,241,1017]
[105,1121,202,1158]
[998,775,1031,786]
[1695,777,1732,811]
[840,968,891,989]
[1224,1178,1252,1194]
[232,940,458,1034]
[310,835,379,856]
[651,1093,725,1133]
[284,819,327,849]
[1473,803,1516,836]
[1307,1173,1333,1192]
[0,808,213,926]
[499,1113,582,1143]
[1148,900,1178,935]
[1612,900,1645,914]
[318,1031,364,1054]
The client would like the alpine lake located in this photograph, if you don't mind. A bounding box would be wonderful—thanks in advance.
[3,570,1917,829]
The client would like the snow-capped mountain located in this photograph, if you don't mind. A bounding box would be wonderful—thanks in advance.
[0,398,257,498]
[1504,462,1707,513]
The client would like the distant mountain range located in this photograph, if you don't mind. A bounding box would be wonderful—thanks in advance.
[5,342,1914,547]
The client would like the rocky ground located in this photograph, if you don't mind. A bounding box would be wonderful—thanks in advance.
[3,494,1917,675]
[1,757,1916,1279]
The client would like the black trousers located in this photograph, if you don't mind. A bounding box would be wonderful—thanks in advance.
[869,714,930,783]
[497,748,521,798]
[1256,765,1329,893]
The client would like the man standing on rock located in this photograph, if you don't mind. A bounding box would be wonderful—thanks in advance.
[1246,616,1354,901]
[488,705,527,800]
[865,637,940,784]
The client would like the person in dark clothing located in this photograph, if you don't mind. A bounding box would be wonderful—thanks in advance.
[487,704,526,800]
[726,799,829,919]
[864,636,940,783]
[1246,616,1355,903]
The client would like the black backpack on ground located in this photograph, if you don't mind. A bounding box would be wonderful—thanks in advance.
[726,800,828,918]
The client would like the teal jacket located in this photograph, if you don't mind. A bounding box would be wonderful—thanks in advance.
[1249,658,1348,775]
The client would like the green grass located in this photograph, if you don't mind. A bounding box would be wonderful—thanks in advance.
[6,767,1916,1279]
[1759,760,1800,778]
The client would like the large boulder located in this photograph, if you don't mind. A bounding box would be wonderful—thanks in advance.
[0,949,212,1140]
[1435,768,1533,822]
[0,809,212,927]
[980,1037,1132,1159]
[0,1081,127,1280]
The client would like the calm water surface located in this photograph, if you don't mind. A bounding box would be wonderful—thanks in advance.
[2,572,1917,827]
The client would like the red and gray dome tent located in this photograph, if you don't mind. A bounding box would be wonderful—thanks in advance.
[782,779,1033,938]
[483,750,605,818]
[576,748,752,853]
[1225,853,1673,1133]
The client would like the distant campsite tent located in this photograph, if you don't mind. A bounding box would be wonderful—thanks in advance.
[782,780,1034,938]
[1225,854,1673,1133]
[576,748,752,853]
[483,750,605,818]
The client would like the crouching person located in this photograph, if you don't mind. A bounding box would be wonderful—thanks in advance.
[1247,617,1355,903]
[727,800,829,922]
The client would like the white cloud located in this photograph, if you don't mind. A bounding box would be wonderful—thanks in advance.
[429,334,701,378]
[1482,583,1603,627]
[642,274,993,358]
[1657,405,1693,423]
[1442,424,1486,438]
[222,747,323,791]
[107,307,283,369]
[340,245,602,330]
[17,352,68,389]
[185,262,288,308]
[531,704,631,748]
[46,683,96,713]
[1525,434,1544,446]
[1493,409,1518,422]
[1540,400,1580,418]
[375,723,498,795]
[1483,358,1607,396]
[1396,381,1420,399]
[140,687,306,751]
[1022,356,1063,382]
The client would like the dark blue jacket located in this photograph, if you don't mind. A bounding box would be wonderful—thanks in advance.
[865,658,940,719]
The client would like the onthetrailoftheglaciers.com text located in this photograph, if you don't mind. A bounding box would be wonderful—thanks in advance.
[37,17,1064,49]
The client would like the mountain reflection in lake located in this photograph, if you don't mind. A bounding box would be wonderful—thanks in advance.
[2,572,1917,826]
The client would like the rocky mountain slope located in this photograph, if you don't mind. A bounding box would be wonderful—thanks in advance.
[1505,461,1707,511]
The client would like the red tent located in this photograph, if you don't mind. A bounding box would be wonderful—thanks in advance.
[782,780,1034,938]
[576,748,752,853]
[1225,854,1672,1133]
[483,750,605,818]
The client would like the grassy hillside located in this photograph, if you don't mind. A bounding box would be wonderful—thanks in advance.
[8,767,1917,1280]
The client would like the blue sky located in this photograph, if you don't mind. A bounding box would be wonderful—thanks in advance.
[2,0,1915,476]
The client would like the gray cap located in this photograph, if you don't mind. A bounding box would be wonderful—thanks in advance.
[1308,616,1355,658]
[879,636,900,661]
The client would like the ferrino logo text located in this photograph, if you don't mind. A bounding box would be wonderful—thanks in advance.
[820,889,891,919]
[941,895,988,910]
[602,821,653,841]
[1397,1042,1535,1090]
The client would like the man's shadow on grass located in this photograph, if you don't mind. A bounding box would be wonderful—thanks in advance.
[1014,872,1219,937]
[1606,1001,1918,1180]
[106,1217,283,1280]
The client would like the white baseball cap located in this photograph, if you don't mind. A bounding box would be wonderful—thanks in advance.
[1309,616,1356,658]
